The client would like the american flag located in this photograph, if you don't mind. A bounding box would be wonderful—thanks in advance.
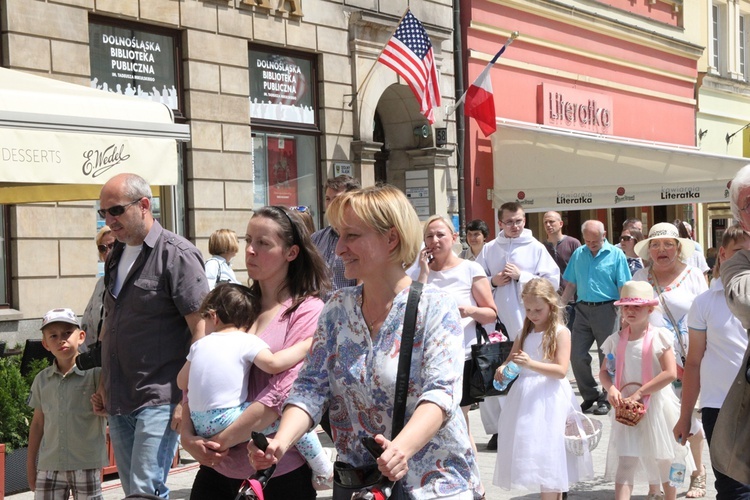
[377,10,441,123]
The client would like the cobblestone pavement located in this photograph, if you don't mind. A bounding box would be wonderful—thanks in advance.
[10,361,717,499]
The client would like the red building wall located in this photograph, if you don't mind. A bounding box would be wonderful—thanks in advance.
[462,0,699,230]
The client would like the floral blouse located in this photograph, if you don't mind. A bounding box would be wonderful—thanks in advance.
[286,284,482,499]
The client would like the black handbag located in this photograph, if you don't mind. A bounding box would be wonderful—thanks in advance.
[468,319,515,399]
[332,282,422,500]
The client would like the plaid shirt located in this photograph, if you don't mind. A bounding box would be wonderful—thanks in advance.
[311,226,356,301]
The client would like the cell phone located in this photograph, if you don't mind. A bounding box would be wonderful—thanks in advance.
[427,253,434,263]
[361,436,384,459]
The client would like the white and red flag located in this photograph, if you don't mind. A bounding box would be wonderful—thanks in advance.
[452,32,519,136]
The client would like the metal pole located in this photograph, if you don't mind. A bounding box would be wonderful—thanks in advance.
[453,0,466,243]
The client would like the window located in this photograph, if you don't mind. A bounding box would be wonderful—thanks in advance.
[712,4,721,73]
[742,15,748,79]
[252,132,319,217]
[249,46,321,225]
[88,17,182,115]
[89,17,188,236]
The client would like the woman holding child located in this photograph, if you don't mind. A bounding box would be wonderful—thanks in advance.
[182,206,329,500]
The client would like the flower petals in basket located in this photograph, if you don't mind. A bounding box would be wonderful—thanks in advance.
[564,411,603,456]
[615,398,646,427]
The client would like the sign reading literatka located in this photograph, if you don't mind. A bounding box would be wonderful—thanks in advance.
[537,83,613,134]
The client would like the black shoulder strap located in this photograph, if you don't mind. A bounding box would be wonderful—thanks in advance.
[392,281,423,438]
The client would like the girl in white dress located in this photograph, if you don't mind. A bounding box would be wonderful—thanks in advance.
[600,280,694,500]
[493,278,592,499]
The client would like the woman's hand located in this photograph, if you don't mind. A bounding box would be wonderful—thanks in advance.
[181,433,227,467]
[457,305,475,318]
[673,415,693,445]
[607,386,623,408]
[248,437,287,471]
[511,350,530,367]
[374,434,409,482]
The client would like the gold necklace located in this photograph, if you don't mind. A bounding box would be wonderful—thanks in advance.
[363,297,394,332]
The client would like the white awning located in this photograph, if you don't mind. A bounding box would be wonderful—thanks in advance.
[0,68,189,203]
[491,118,749,213]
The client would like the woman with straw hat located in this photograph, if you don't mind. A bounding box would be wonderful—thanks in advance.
[632,222,709,498]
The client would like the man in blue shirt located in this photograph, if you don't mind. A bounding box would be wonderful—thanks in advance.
[562,219,631,415]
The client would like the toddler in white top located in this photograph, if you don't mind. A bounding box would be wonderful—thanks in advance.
[177,283,332,487]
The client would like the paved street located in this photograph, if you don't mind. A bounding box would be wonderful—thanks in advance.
[9,360,717,499]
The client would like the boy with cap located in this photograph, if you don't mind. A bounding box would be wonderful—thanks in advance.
[26,308,107,499]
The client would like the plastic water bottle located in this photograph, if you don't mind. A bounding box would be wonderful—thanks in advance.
[605,353,616,378]
[669,443,689,487]
[492,361,521,391]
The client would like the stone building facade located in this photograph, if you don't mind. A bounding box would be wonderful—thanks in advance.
[0,0,457,344]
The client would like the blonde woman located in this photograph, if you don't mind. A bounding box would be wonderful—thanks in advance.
[410,214,496,453]
[249,185,483,499]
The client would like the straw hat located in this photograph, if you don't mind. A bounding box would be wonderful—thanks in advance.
[614,281,659,307]
[633,222,695,262]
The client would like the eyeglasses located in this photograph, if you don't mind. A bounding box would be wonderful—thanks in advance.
[97,243,115,253]
[649,240,677,250]
[289,206,309,213]
[619,236,633,242]
[502,219,525,227]
[97,199,141,218]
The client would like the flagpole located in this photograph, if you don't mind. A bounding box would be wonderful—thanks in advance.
[446,30,519,116]
[347,8,411,107]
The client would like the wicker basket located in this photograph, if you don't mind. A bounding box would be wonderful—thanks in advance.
[615,382,647,427]
[615,399,646,426]
[564,411,603,456]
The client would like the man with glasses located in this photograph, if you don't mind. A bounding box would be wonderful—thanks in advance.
[476,202,559,449]
[93,173,208,498]
[561,220,631,416]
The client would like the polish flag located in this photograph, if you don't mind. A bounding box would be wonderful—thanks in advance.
[464,63,496,136]
[451,33,518,136]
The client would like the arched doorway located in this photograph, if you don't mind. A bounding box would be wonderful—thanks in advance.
[373,84,433,186]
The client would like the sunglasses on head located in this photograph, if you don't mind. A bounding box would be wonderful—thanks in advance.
[97,243,115,253]
[97,198,141,218]
[620,235,634,241]
[289,205,309,213]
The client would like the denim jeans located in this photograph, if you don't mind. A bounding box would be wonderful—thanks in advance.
[109,404,179,498]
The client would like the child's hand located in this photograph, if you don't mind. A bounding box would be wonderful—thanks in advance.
[91,392,106,416]
[630,388,644,402]
[511,350,530,367]
[494,364,506,382]
[607,387,622,407]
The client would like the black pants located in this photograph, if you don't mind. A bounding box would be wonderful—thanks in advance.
[189,463,316,500]
[702,407,750,499]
